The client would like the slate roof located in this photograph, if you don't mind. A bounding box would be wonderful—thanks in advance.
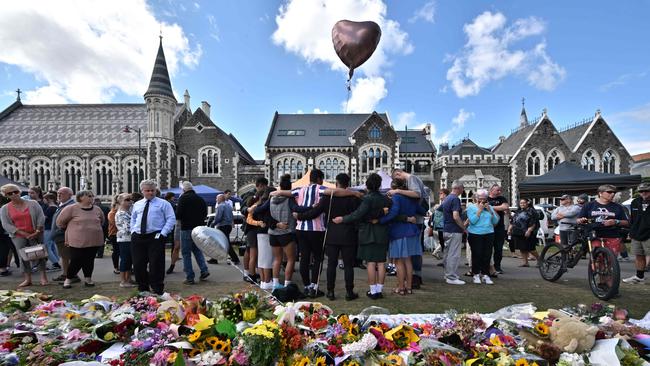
[0,103,149,149]
[144,38,176,101]
[397,129,435,153]
[265,113,389,147]
[228,133,256,165]
[440,138,493,156]
[492,123,537,156]
[559,121,591,151]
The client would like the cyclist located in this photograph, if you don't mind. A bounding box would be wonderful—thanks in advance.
[623,183,650,284]
[577,184,629,256]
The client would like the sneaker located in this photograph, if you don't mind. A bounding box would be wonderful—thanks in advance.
[119,282,135,288]
[472,274,481,284]
[183,279,196,285]
[199,272,210,281]
[622,275,645,284]
[445,278,465,285]
[338,263,344,270]
[495,269,504,274]
[345,291,359,301]
[52,263,61,270]
[207,258,219,264]
[482,275,494,285]
[618,256,630,262]
[226,258,232,265]
[53,274,66,282]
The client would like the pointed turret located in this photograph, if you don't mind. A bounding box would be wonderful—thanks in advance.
[144,37,176,101]
[519,97,528,127]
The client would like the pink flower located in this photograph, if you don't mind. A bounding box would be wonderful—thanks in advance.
[156,322,169,331]
[408,342,421,352]
[67,329,84,341]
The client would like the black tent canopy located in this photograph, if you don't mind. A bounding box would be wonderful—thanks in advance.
[518,161,642,198]
[0,176,29,192]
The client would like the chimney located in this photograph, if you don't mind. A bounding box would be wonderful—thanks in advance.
[184,89,191,111]
[499,135,506,143]
[201,101,211,118]
[424,123,432,141]
[440,143,449,153]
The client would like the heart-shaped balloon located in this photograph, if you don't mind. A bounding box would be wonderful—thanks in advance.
[332,20,381,80]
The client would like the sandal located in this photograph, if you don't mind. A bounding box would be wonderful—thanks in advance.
[393,288,406,296]
[405,288,413,295]
[17,281,32,288]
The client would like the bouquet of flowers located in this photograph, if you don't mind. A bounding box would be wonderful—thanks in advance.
[241,320,282,365]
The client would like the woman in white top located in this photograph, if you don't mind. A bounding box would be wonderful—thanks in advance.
[115,193,134,288]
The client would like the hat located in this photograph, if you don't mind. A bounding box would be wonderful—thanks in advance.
[560,194,572,200]
[577,193,589,201]
[638,182,650,192]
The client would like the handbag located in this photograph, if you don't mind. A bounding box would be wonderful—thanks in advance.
[18,243,48,262]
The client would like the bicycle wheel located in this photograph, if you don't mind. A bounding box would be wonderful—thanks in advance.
[588,247,620,300]
[539,243,566,282]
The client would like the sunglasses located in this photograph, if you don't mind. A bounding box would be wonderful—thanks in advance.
[4,190,19,196]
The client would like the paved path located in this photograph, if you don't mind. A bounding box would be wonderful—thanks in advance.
[0,247,638,289]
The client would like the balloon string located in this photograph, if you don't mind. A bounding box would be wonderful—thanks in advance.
[345,78,352,113]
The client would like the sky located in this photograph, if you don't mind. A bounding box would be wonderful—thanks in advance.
[1,0,649,159]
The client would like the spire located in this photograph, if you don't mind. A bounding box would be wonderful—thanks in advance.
[519,97,528,127]
[144,37,176,101]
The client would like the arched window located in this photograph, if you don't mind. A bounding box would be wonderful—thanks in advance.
[547,150,563,171]
[359,145,390,177]
[124,158,144,193]
[602,150,617,174]
[274,155,305,180]
[178,156,186,178]
[368,126,381,139]
[460,189,474,206]
[582,150,597,171]
[61,158,83,193]
[92,158,115,196]
[527,150,542,176]
[0,158,21,182]
[316,155,347,181]
[30,159,52,189]
[199,147,220,176]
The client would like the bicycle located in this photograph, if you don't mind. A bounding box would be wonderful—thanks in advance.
[538,222,620,300]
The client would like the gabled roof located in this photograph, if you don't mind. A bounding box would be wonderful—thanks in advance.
[144,38,176,101]
[559,121,591,151]
[265,112,389,148]
[0,103,148,149]
[397,129,435,153]
[184,107,256,165]
[440,138,493,156]
[492,122,537,157]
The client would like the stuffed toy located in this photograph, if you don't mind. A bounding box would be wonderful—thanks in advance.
[548,309,598,353]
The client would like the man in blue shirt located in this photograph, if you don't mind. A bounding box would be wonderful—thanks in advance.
[441,182,466,285]
[130,179,176,295]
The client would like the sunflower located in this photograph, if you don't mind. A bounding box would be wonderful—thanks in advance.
[345,361,361,366]
[515,359,530,366]
[383,354,404,366]
[206,336,219,348]
[188,348,202,358]
[314,356,326,366]
[188,330,202,342]
[293,356,310,366]
[535,323,549,336]
[222,339,232,354]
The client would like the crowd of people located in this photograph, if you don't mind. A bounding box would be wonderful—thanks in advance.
[0,173,648,299]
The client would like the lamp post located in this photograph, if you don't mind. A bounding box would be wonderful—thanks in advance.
[122,125,142,186]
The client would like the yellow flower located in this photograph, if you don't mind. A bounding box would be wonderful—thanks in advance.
[206,336,219,347]
[489,334,503,347]
[345,361,361,366]
[383,325,419,344]
[314,356,326,366]
[535,323,549,336]
[531,363,539,366]
[167,352,177,363]
[384,354,405,366]
[515,360,529,366]
[293,356,310,366]
[103,332,115,341]
[188,348,201,357]
[188,330,202,342]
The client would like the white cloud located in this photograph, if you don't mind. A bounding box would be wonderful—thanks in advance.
[452,108,474,128]
[606,103,650,155]
[273,0,412,78]
[272,0,412,112]
[446,11,565,98]
[599,71,648,92]
[0,0,202,104]
[313,108,329,114]
[343,77,387,113]
[409,1,436,23]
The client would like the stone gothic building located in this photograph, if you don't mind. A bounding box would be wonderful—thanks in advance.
[432,105,633,205]
[0,38,261,200]
[263,112,436,187]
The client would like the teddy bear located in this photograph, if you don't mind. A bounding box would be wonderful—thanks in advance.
[547,309,599,353]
